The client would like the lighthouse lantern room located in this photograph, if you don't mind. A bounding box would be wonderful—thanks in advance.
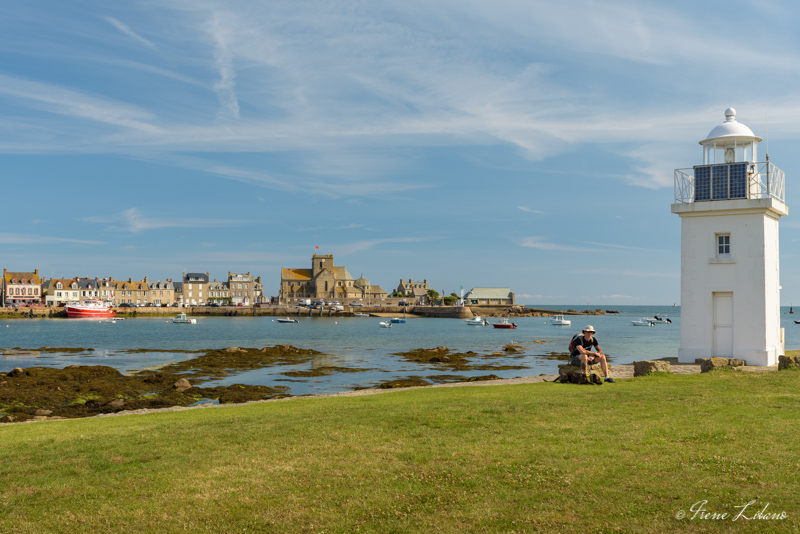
[671,108,787,366]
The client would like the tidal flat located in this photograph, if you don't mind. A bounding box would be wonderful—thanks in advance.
[0,344,536,422]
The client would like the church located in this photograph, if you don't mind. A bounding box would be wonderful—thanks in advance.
[279,253,387,304]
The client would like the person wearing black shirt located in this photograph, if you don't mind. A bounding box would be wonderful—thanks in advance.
[569,325,615,383]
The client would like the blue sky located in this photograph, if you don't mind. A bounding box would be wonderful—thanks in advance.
[2,0,800,305]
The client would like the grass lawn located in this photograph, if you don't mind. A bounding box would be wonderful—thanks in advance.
[1,370,799,533]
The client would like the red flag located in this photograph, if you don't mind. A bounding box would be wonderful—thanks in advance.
[315,245,319,249]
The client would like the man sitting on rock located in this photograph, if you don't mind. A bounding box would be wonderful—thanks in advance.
[570,325,615,383]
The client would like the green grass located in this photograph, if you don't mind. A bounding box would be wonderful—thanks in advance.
[1,370,800,533]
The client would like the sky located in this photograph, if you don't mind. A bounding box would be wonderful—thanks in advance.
[2,0,800,305]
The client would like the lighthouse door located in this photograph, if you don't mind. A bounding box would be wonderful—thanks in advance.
[713,292,733,357]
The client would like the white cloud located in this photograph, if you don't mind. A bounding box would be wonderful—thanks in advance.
[82,208,250,233]
[0,233,103,245]
[518,206,543,214]
[105,17,158,51]
[520,237,598,252]
[207,12,240,119]
[580,241,667,253]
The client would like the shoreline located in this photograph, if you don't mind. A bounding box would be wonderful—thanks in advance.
[3,357,721,425]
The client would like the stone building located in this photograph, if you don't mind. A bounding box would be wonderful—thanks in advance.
[228,272,261,305]
[396,278,431,304]
[176,272,210,306]
[147,279,175,306]
[46,278,80,307]
[3,268,42,306]
[114,278,149,306]
[463,287,515,306]
[352,275,387,304]
[207,279,230,304]
[280,253,366,304]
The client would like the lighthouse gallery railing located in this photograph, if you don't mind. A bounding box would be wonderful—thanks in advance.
[674,161,784,204]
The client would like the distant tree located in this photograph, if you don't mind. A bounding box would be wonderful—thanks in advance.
[427,289,439,300]
[443,296,457,305]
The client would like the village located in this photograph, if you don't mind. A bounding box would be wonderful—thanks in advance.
[1,253,521,316]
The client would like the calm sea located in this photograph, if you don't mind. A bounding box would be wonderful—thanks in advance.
[2,305,798,395]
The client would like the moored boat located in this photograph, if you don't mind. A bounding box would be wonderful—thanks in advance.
[465,316,485,326]
[632,319,655,326]
[550,314,571,326]
[379,321,392,328]
[173,313,197,324]
[492,318,517,329]
[277,317,299,323]
[390,317,406,323]
[64,299,116,319]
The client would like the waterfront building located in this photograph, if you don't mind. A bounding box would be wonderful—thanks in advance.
[207,279,230,304]
[176,272,210,306]
[147,279,175,306]
[672,108,786,366]
[114,278,149,306]
[2,268,42,306]
[46,277,79,307]
[353,275,388,305]
[227,272,260,305]
[396,278,431,304]
[279,253,362,304]
[463,287,515,306]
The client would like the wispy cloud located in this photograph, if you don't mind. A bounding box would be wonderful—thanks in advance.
[580,241,667,253]
[0,74,161,133]
[207,12,240,119]
[0,233,103,245]
[337,237,437,255]
[572,269,679,278]
[105,17,158,51]
[82,208,250,233]
[518,206,543,214]
[520,236,598,252]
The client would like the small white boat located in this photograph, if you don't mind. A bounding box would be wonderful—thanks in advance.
[379,321,392,328]
[354,312,370,317]
[173,313,196,324]
[277,317,299,323]
[551,314,571,326]
[632,319,655,326]
[465,316,485,326]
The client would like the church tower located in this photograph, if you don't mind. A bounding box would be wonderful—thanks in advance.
[672,108,787,366]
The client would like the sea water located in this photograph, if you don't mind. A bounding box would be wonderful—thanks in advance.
[1,306,798,395]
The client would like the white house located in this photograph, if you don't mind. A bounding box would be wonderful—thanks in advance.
[671,108,786,366]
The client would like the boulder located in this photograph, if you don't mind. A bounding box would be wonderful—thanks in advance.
[633,360,671,377]
[106,399,125,410]
[699,358,746,373]
[778,355,800,370]
[9,368,24,377]
[34,409,53,417]
[558,363,606,376]
[173,378,192,391]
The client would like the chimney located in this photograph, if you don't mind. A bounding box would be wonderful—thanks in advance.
[424,279,427,285]
[129,278,133,283]
[144,276,148,283]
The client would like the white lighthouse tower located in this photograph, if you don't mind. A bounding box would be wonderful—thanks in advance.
[671,108,787,366]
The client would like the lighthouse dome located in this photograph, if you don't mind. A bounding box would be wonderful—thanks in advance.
[703,107,761,143]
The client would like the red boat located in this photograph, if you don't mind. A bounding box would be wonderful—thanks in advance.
[64,299,117,318]
[492,319,517,329]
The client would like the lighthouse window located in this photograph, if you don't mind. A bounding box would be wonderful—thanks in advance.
[717,234,730,255]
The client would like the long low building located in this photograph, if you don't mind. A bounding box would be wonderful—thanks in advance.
[463,287,515,306]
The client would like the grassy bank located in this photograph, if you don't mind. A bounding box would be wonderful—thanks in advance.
[1,370,799,533]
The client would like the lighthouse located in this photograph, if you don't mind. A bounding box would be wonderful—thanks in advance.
[671,108,787,366]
